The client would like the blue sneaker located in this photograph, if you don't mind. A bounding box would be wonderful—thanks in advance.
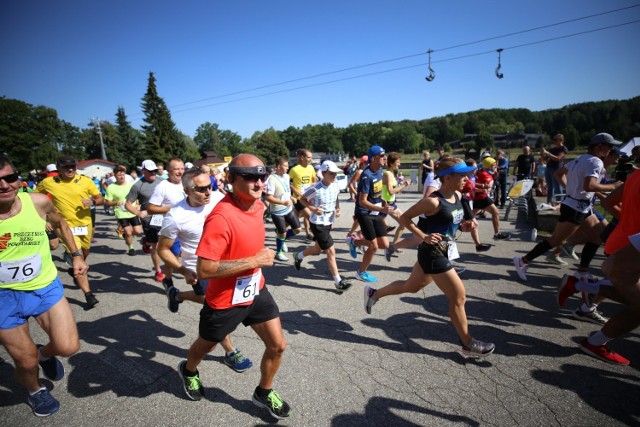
[36,344,64,381]
[347,237,358,259]
[356,271,378,283]
[224,348,253,373]
[28,388,60,417]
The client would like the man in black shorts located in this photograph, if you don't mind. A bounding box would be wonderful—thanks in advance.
[104,165,142,256]
[178,154,290,420]
[125,160,163,279]
[348,145,394,283]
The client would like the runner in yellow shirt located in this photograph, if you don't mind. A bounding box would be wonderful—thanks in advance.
[36,155,102,309]
[288,148,316,241]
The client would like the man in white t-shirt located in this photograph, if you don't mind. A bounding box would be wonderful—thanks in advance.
[514,133,623,287]
[156,166,253,373]
[148,157,185,286]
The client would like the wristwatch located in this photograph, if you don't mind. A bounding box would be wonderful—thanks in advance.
[71,250,83,257]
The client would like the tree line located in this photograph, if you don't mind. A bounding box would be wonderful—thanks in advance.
[2,71,639,174]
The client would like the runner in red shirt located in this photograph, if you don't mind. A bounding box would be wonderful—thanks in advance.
[177,154,291,421]
[471,157,511,241]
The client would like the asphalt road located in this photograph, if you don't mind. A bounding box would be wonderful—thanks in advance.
[1,185,638,426]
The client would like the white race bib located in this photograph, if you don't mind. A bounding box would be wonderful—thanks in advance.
[71,226,88,236]
[0,254,43,284]
[448,241,460,261]
[231,270,261,305]
[150,214,164,227]
[369,202,382,216]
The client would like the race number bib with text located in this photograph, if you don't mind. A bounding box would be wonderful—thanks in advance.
[231,270,262,305]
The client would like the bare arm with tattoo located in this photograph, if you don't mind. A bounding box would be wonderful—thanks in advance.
[197,248,275,280]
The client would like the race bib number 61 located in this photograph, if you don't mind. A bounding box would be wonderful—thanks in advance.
[232,270,261,305]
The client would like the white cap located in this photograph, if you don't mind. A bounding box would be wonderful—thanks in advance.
[320,160,341,173]
[46,164,57,172]
[184,162,194,169]
[141,160,158,171]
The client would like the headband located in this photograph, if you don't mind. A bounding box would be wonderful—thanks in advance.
[229,165,267,176]
[437,162,476,178]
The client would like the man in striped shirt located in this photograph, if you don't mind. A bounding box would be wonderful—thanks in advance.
[292,161,352,293]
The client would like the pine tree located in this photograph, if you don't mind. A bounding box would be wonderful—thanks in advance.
[115,107,144,168]
[140,72,181,162]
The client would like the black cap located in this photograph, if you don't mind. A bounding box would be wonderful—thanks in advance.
[56,155,77,167]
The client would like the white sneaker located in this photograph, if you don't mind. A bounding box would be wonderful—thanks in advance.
[574,271,598,282]
[275,252,288,262]
[364,285,378,314]
[282,243,288,253]
[546,254,568,265]
[513,256,528,281]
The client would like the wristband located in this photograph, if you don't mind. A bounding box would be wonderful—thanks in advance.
[71,250,83,257]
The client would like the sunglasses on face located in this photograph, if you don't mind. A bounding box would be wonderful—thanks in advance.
[58,163,77,169]
[0,173,20,184]
[191,184,212,193]
[238,173,267,183]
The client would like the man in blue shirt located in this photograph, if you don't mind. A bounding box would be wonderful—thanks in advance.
[496,150,509,208]
[348,145,394,283]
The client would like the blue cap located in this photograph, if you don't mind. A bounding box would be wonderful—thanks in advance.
[437,162,477,178]
[367,145,385,158]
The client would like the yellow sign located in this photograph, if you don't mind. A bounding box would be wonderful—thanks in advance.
[224,156,233,162]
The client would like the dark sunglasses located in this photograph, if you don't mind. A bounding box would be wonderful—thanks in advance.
[238,173,267,183]
[0,173,20,184]
[58,163,77,169]
[191,184,212,193]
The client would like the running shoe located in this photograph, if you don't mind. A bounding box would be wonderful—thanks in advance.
[275,252,288,262]
[475,243,492,252]
[141,237,151,254]
[84,292,99,310]
[513,256,528,281]
[356,271,377,283]
[178,360,204,401]
[493,232,511,240]
[347,236,358,259]
[579,339,629,366]
[572,308,607,325]
[167,286,181,313]
[293,252,302,271]
[63,252,73,268]
[557,274,577,308]
[386,225,396,234]
[334,279,352,294]
[453,265,467,275]
[36,344,64,381]
[364,285,377,314]
[224,349,253,373]
[282,242,288,253]
[561,242,579,260]
[252,388,291,420]
[127,248,135,256]
[28,388,60,417]
[546,254,568,265]
[460,338,495,357]
[161,276,174,293]
[305,233,313,243]
[155,270,166,282]
[574,270,598,283]
[385,243,395,262]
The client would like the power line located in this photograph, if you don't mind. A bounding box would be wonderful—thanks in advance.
[168,4,640,110]
[169,18,640,115]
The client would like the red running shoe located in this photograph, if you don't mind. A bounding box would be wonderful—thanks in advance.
[557,274,577,308]
[579,339,629,366]
[155,270,166,282]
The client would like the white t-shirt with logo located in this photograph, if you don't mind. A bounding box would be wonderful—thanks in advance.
[561,153,604,213]
[159,191,224,271]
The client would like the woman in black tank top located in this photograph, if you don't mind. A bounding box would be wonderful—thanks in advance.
[363,158,496,358]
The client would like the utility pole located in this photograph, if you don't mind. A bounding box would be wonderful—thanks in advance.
[92,118,108,160]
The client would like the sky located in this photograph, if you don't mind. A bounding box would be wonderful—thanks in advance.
[1,1,639,140]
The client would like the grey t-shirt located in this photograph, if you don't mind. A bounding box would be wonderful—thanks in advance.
[126,178,161,212]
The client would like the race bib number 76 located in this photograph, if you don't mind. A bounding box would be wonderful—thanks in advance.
[0,254,43,284]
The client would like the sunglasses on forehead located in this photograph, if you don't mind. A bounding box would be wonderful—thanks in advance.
[0,173,20,184]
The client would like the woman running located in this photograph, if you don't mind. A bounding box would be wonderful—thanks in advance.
[364,156,495,357]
